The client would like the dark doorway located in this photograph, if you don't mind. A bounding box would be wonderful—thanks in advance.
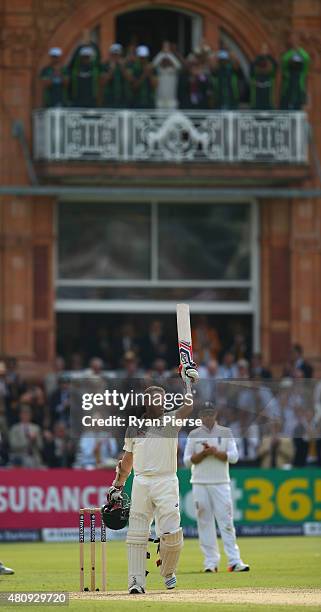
[116,9,192,57]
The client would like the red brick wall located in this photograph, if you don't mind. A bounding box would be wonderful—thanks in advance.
[0,0,321,373]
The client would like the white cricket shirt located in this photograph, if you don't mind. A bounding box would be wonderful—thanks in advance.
[123,414,180,477]
[183,423,238,484]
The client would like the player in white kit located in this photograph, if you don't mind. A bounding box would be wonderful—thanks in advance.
[108,363,199,594]
[183,403,249,573]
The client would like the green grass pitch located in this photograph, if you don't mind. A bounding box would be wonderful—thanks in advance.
[0,537,320,611]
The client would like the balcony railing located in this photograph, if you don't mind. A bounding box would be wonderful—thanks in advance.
[33,108,308,164]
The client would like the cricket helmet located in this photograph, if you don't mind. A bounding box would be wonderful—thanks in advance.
[101,492,130,530]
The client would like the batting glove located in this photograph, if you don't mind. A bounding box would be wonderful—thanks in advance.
[180,363,199,384]
[106,485,123,505]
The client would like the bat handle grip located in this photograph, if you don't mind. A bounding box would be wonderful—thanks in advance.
[185,380,192,395]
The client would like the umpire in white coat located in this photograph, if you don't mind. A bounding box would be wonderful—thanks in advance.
[183,402,249,573]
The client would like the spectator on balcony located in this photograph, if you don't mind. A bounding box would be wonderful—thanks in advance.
[119,351,143,379]
[258,420,294,468]
[125,44,137,64]
[177,53,193,108]
[42,421,74,468]
[67,30,101,75]
[101,43,128,108]
[178,53,208,110]
[231,408,260,467]
[18,385,49,428]
[140,319,168,367]
[235,359,258,417]
[229,332,248,361]
[250,44,277,110]
[280,35,310,110]
[9,405,43,468]
[291,343,313,378]
[5,357,25,393]
[314,380,321,422]
[0,401,9,466]
[40,47,69,108]
[95,327,112,367]
[44,356,66,397]
[70,46,100,108]
[88,357,105,378]
[192,316,221,364]
[250,353,272,380]
[194,39,212,65]
[208,50,239,110]
[94,435,119,468]
[153,41,181,109]
[130,46,157,109]
[218,351,238,379]
[1,360,23,427]
[293,407,321,467]
[257,383,281,422]
[75,430,118,469]
[113,322,141,368]
[70,352,85,371]
[0,361,9,417]
[120,46,138,109]
[198,359,220,402]
[49,375,71,427]
[149,358,170,383]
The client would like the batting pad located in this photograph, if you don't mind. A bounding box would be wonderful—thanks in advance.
[159,528,184,577]
[126,513,150,589]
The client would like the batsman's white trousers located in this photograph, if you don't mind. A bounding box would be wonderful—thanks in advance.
[192,483,241,569]
[130,474,181,534]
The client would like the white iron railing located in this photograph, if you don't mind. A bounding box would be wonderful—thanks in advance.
[33,108,308,163]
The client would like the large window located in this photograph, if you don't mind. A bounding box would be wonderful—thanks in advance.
[57,200,258,324]
[158,204,250,280]
[58,202,251,284]
[58,203,150,280]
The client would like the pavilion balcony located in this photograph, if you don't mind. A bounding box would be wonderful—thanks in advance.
[33,108,308,164]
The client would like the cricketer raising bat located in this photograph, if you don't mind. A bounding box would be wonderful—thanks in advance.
[176,303,194,394]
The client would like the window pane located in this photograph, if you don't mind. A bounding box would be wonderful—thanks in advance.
[57,286,250,302]
[158,203,251,280]
[58,203,150,280]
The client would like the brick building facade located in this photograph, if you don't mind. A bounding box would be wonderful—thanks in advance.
[0,0,321,376]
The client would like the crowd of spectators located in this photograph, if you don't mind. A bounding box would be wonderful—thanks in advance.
[0,316,320,470]
[40,33,310,111]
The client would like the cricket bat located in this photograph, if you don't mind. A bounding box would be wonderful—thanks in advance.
[176,303,193,393]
